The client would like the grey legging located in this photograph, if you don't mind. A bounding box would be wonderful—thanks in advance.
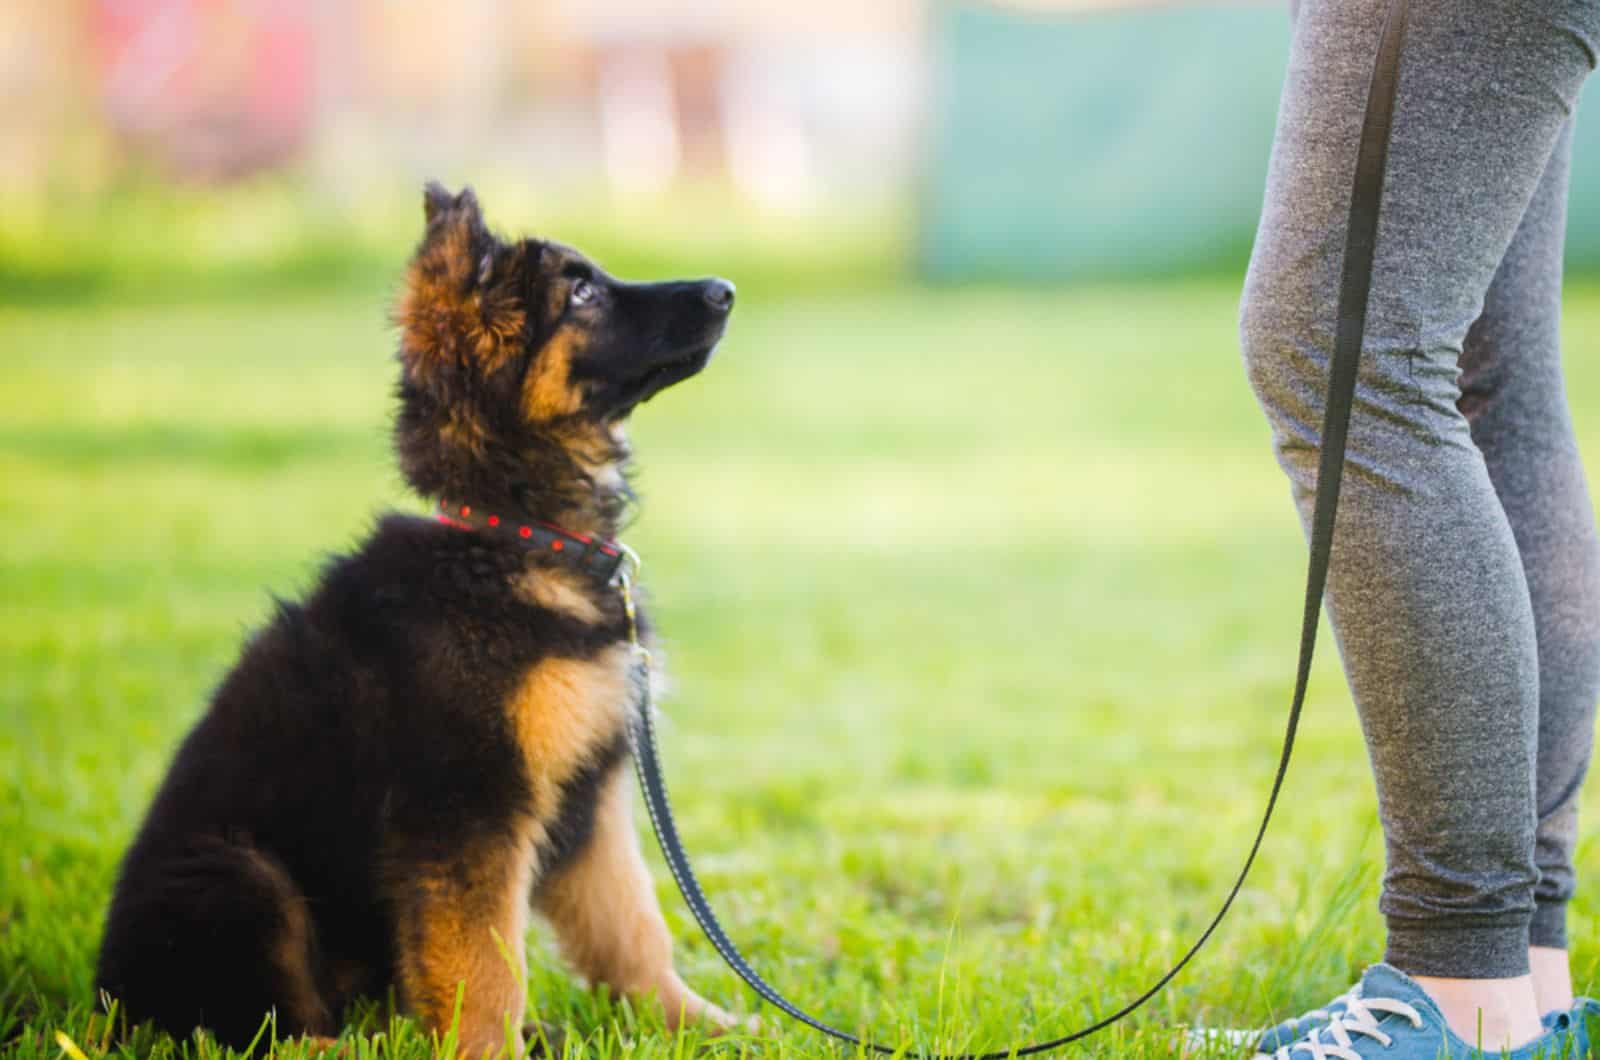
[1242,0,1600,978]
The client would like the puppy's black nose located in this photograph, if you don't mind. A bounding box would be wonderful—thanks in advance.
[702,278,736,311]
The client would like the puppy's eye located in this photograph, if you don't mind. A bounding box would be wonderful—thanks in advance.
[569,279,598,306]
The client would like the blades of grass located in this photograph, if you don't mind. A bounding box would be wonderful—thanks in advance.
[53,1030,90,1060]
[241,1008,272,1059]
[435,981,465,1060]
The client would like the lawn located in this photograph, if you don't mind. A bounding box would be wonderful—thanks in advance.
[4,277,1599,1058]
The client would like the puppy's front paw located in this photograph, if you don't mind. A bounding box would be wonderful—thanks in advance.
[668,996,764,1039]
[718,1010,767,1038]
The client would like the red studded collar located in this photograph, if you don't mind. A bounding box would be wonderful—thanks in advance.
[432,498,627,581]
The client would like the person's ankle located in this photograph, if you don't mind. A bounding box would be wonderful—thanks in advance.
[1529,946,1574,1014]
[1410,973,1544,1050]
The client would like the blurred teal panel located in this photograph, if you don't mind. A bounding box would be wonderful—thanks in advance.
[921,2,1600,280]
[1572,91,1600,269]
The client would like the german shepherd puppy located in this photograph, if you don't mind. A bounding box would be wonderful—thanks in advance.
[95,184,740,1055]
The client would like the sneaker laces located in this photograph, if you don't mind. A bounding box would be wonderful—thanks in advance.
[1295,986,1359,1025]
[1267,995,1424,1060]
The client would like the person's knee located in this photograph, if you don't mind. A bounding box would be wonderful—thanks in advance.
[1238,273,1320,450]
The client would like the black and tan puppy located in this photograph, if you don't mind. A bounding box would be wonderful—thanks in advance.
[95,184,739,1055]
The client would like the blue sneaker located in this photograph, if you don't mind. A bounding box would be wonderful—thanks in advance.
[1247,984,1587,1056]
[1260,964,1586,1059]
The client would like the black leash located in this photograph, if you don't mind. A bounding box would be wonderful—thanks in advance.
[623,2,1409,1052]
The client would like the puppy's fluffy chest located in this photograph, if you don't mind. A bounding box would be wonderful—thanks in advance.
[511,565,612,626]
[506,642,635,810]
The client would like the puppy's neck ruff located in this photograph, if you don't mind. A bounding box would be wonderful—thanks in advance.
[395,399,634,542]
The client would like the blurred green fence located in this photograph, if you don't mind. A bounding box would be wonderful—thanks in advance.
[920,1,1600,281]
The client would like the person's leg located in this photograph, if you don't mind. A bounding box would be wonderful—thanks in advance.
[1457,120,1600,1017]
[1240,0,1599,1048]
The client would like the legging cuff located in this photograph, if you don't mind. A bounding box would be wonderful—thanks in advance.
[1529,900,1568,951]
[1385,918,1531,979]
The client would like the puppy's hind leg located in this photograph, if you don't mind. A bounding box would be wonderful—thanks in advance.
[535,766,742,1034]
[96,838,333,1051]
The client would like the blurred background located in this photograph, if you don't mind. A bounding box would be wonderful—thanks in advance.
[6,0,1597,297]
[6,3,1600,1057]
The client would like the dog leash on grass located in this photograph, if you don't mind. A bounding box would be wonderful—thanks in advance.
[619,2,1408,1053]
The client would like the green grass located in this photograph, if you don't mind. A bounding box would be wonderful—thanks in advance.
[4,279,1600,1058]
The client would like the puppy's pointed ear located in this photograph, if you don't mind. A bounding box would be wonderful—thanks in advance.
[398,188,525,384]
[423,182,455,226]
[422,183,485,229]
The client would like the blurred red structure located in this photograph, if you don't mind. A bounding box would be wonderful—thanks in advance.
[89,0,315,180]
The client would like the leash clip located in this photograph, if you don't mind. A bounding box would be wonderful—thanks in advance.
[615,541,650,661]
[615,542,655,758]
